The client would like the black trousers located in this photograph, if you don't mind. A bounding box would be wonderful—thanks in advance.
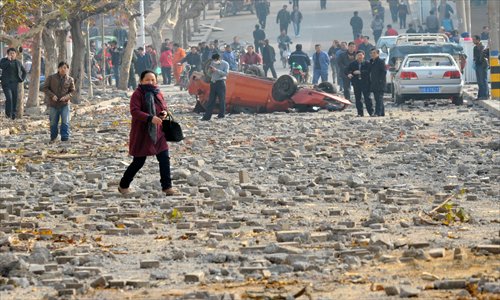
[161,67,172,84]
[279,23,289,34]
[342,76,351,100]
[2,81,19,119]
[120,150,172,190]
[258,16,267,29]
[373,90,385,116]
[399,14,407,29]
[353,85,373,116]
[263,63,277,78]
[203,80,226,120]
[320,0,326,9]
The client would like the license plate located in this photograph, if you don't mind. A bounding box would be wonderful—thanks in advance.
[420,86,440,93]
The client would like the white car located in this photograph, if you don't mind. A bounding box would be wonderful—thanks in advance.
[392,53,464,105]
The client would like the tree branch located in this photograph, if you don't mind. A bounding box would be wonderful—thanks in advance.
[0,10,61,45]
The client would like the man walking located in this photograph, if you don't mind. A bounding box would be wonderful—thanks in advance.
[398,1,409,29]
[0,48,27,119]
[350,11,363,41]
[43,62,75,142]
[320,0,327,10]
[261,39,277,78]
[276,5,291,35]
[290,6,303,38]
[337,42,356,100]
[425,10,439,33]
[253,24,266,54]
[312,44,330,84]
[347,50,373,117]
[388,0,399,23]
[109,40,122,87]
[369,49,386,116]
[255,0,270,29]
[473,35,489,100]
[358,37,374,61]
[328,40,341,86]
[371,15,384,43]
[201,53,229,121]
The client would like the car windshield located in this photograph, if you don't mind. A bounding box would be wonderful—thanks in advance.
[405,56,454,67]
[376,37,396,49]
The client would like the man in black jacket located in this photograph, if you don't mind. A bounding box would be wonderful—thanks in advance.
[0,48,27,119]
[473,35,489,100]
[179,46,202,76]
[255,0,270,29]
[253,24,266,54]
[350,11,363,41]
[109,41,122,87]
[288,44,311,81]
[261,39,277,78]
[369,49,386,116]
[337,42,356,100]
[346,50,373,117]
[276,5,291,35]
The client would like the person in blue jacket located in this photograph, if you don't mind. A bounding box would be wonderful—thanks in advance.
[311,44,330,84]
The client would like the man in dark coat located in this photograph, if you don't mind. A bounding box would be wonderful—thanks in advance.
[346,50,373,117]
[0,48,27,119]
[255,0,270,29]
[350,11,363,41]
[135,47,152,77]
[253,24,266,54]
[369,49,386,116]
[473,35,489,100]
[261,39,277,78]
[336,42,356,100]
[276,5,291,35]
[288,44,311,81]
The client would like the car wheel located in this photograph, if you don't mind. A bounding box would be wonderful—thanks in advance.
[452,95,463,106]
[395,93,405,104]
[244,65,264,77]
[272,74,298,101]
[317,82,337,94]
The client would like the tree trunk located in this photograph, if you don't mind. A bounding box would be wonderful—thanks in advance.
[173,17,184,43]
[119,17,137,90]
[148,26,162,66]
[42,27,58,77]
[56,29,68,63]
[26,23,42,108]
[193,16,200,33]
[208,0,215,10]
[69,19,85,104]
[182,19,188,47]
[15,46,25,119]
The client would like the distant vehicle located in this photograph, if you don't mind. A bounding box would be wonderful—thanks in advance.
[188,72,351,114]
[376,36,397,60]
[219,0,254,17]
[385,43,464,93]
[392,53,464,105]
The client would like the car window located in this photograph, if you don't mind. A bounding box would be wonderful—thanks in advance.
[404,56,453,67]
[376,38,396,49]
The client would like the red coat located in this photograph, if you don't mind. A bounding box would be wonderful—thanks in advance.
[128,87,169,157]
[160,50,173,67]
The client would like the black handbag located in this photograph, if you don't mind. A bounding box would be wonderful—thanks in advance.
[162,111,184,142]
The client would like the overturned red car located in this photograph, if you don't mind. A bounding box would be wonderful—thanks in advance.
[187,71,351,114]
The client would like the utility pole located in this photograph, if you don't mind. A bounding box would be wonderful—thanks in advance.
[456,0,467,33]
[465,0,471,34]
[489,0,499,99]
[101,14,106,93]
[140,0,146,48]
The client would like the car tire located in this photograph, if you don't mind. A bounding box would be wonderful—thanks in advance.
[272,74,298,101]
[244,65,264,77]
[317,82,337,94]
[452,95,463,106]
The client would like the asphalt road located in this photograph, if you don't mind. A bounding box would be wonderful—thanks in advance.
[210,0,375,75]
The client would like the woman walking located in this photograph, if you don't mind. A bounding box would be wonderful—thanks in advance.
[118,70,176,196]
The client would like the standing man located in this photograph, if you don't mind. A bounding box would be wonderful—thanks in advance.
[473,35,489,100]
[276,5,291,35]
[290,6,303,38]
[146,45,158,71]
[398,1,409,29]
[385,24,399,36]
[425,10,439,33]
[358,36,374,60]
[0,48,27,120]
[371,15,384,43]
[350,11,363,41]
[262,39,277,79]
[172,43,186,85]
[135,47,152,80]
[328,40,341,86]
[312,44,330,84]
[288,44,311,82]
[480,26,490,40]
[320,0,327,10]
[255,0,270,29]
[179,46,202,76]
[43,62,75,142]
[347,50,373,117]
[337,42,357,100]
[388,0,399,23]
[369,49,386,117]
[222,45,238,71]
[201,53,229,121]
[109,40,122,88]
[253,24,266,54]
[335,42,348,91]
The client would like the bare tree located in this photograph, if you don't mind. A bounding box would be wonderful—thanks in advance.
[172,0,206,47]
[26,8,43,109]
[118,9,140,90]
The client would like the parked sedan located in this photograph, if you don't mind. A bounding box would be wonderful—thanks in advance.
[392,53,464,105]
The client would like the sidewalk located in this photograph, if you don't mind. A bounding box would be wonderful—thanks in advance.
[463,84,499,118]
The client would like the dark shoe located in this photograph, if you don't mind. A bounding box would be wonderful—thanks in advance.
[61,138,69,142]
[163,188,178,196]
[216,115,225,119]
[49,138,57,144]
[200,117,210,121]
[356,114,363,117]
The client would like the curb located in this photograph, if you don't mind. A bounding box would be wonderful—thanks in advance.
[477,99,500,118]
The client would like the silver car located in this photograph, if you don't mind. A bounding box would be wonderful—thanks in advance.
[392,53,464,105]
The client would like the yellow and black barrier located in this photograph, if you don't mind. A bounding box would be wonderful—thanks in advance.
[491,49,500,99]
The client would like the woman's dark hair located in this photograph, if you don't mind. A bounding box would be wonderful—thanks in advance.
[58,61,69,68]
[140,69,157,81]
